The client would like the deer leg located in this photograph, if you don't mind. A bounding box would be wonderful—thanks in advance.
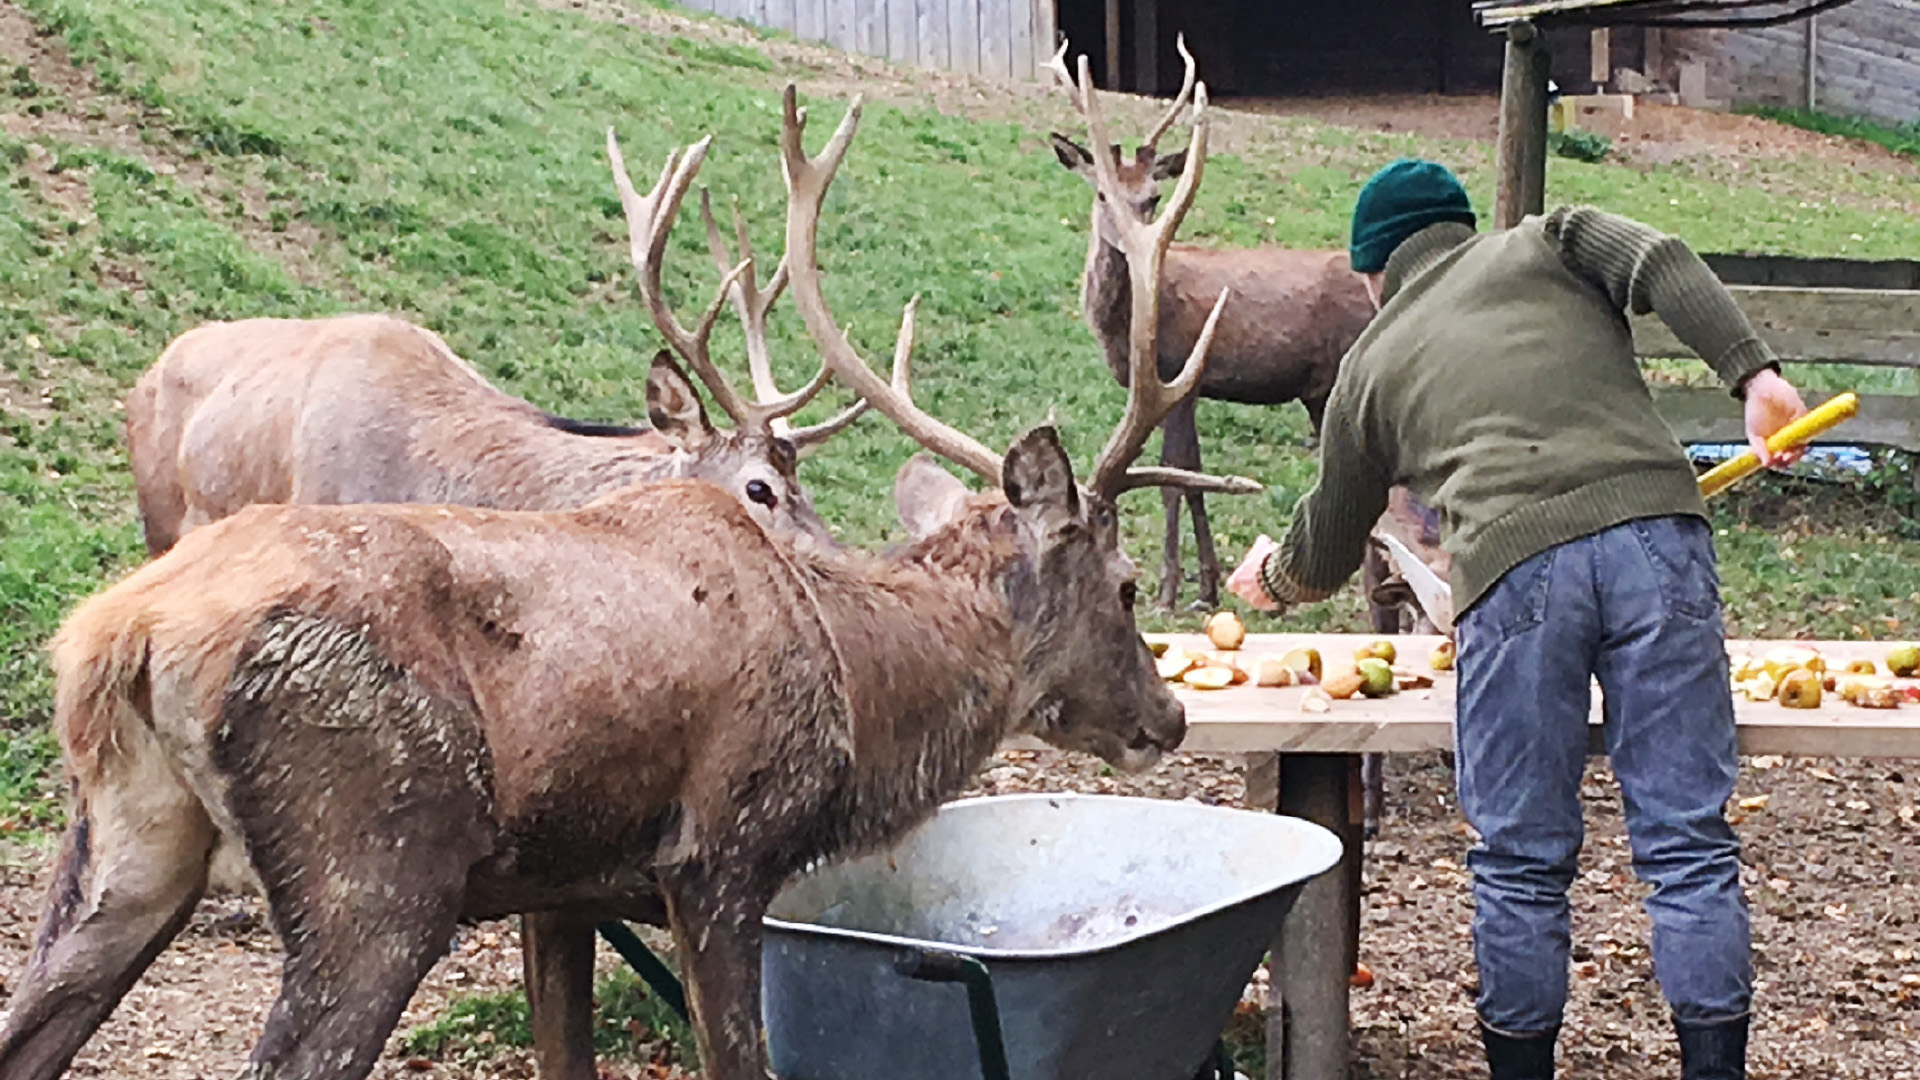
[659,871,776,1080]
[524,911,600,1080]
[242,885,464,1080]
[1157,485,1186,611]
[0,784,214,1080]
[1157,397,1207,611]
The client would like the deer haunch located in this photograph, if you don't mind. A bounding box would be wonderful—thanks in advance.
[0,434,1191,1080]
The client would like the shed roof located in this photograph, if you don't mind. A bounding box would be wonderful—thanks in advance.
[1473,0,1862,29]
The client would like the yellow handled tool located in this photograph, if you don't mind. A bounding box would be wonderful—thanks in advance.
[1696,391,1860,499]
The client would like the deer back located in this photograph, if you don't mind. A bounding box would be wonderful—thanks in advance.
[127,314,832,554]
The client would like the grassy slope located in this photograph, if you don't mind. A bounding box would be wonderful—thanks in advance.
[5,0,1920,817]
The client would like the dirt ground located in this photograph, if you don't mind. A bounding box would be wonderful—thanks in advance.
[5,0,1920,1076]
[4,746,1916,1079]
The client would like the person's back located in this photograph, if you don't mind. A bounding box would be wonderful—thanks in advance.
[1336,210,1730,611]
[1229,158,1809,1080]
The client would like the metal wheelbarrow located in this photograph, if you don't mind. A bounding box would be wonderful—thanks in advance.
[755,792,1342,1080]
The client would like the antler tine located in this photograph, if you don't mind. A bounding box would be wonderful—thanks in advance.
[1084,63,1257,500]
[779,85,1004,485]
[1141,32,1198,151]
[607,127,766,429]
[1043,37,1076,94]
[694,188,846,438]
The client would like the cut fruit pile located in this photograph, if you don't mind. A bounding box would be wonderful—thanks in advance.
[1729,644,1920,710]
[1155,614,1452,710]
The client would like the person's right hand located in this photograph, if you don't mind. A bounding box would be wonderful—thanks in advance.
[1227,535,1282,613]
[1742,367,1809,468]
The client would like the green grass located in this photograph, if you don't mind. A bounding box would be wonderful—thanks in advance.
[1741,105,1920,160]
[3,0,1920,823]
[402,966,694,1065]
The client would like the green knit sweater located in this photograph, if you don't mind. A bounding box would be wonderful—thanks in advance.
[1259,207,1779,617]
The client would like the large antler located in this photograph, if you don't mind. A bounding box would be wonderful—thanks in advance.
[697,190,869,450]
[1044,33,1196,154]
[1050,47,1258,500]
[606,128,837,437]
[778,86,1006,485]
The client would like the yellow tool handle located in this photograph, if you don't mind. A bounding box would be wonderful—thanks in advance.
[1697,391,1860,499]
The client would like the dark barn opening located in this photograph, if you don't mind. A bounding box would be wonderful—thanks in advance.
[1060,1,1612,100]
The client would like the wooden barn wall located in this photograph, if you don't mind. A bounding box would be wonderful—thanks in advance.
[679,0,1056,81]
[1656,0,1920,125]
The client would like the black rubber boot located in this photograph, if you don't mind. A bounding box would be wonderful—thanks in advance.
[1480,1023,1557,1080]
[1676,1014,1748,1080]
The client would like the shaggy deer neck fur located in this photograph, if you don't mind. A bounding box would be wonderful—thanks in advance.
[1082,209,1137,386]
[796,501,1025,854]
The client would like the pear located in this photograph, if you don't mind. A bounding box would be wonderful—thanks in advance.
[1356,657,1396,698]
[1281,647,1324,682]
[1354,639,1397,665]
[1255,656,1297,687]
[1777,669,1822,709]
[1887,643,1920,678]
[1205,611,1247,651]
[1428,640,1457,672]
[1323,672,1367,700]
[1845,659,1877,676]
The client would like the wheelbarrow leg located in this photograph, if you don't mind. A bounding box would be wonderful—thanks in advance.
[524,911,599,1080]
[1260,752,1363,1080]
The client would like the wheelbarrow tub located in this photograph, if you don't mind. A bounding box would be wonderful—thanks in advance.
[762,792,1342,1080]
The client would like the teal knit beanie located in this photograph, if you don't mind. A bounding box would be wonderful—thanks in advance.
[1348,159,1477,274]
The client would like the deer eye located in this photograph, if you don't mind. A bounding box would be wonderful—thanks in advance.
[1120,582,1138,609]
[746,480,778,508]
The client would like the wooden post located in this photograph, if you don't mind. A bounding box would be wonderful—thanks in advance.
[1266,752,1362,1080]
[1105,0,1122,90]
[524,911,600,1080]
[1494,19,1550,230]
[1589,27,1610,88]
[1134,0,1158,95]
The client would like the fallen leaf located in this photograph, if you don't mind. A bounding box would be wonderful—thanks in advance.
[1738,794,1771,811]
[1824,903,1849,919]
[1808,767,1841,782]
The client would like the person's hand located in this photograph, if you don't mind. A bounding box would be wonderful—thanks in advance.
[1742,367,1809,469]
[1227,535,1282,613]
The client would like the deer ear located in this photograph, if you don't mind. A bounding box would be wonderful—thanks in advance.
[894,454,973,539]
[1049,133,1093,174]
[645,350,713,447]
[1150,148,1188,181]
[1002,425,1079,536]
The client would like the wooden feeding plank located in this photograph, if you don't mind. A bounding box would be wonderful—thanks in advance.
[1134,634,1920,759]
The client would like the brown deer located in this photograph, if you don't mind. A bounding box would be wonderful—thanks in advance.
[0,81,1254,1080]
[122,117,871,1080]
[124,169,867,558]
[1046,36,1377,610]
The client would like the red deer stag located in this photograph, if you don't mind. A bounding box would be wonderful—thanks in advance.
[0,81,1253,1080]
[1047,36,1376,610]
[124,176,866,558]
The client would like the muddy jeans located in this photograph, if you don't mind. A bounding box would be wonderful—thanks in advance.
[1455,514,1752,1035]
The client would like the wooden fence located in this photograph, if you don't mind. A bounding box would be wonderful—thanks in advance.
[677,0,1057,82]
[1640,256,1920,453]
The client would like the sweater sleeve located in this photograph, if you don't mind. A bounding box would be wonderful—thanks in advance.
[1259,413,1392,605]
[1542,205,1779,396]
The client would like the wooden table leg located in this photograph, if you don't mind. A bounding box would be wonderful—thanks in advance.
[1264,752,1363,1080]
[524,910,600,1080]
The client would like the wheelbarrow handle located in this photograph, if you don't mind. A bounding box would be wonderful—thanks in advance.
[892,947,1013,1080]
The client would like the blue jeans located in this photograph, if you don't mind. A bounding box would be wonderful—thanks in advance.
[1455,514,1751,1035]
